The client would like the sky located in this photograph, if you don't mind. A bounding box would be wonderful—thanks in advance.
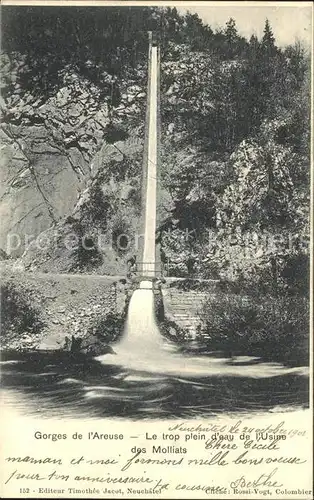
[177,3,312,48]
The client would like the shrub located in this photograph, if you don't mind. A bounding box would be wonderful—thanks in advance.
[279,254,309,296]
[83,184,112,226]
[75,236,104,271]
[104,123,129,144]
[111,215,132,256]
[87,311,125,344]
[215,253,310,298]
[0,282,44,336]
[198,291,309,366]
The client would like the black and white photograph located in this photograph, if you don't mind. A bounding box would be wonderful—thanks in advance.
[0,2,312,498]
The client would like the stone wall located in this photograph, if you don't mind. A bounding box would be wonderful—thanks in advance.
[161,281,218,337]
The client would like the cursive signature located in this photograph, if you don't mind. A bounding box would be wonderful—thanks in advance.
[230,468,283,489]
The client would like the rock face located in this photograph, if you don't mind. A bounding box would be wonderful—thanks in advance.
[16,131,144,275]
[0,123,84,257]
[0,52,147,259]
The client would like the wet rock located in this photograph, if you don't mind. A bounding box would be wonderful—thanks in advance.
[83,343,116,357]
[63,336,71,351]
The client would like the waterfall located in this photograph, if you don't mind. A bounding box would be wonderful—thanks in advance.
[111,42,164,355]
[118,281,164,355]
[99,38,170,367]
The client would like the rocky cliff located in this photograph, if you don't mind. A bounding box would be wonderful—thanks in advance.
[1,53,147,273]
[0,6,152,265]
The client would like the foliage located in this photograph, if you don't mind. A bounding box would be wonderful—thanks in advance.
[87,311,125,343]
[0,282,44,335]
[159,14,310,290]
[198,292,309,366]
[1,7,154,96]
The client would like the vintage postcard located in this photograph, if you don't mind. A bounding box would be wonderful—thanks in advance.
[0,1,313,498]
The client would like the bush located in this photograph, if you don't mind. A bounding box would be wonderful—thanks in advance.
[111,215,132,256]
[215,253,310,298]
[87,311,125,344]
[104,123,129,144]
[75,236,104,272]
[0,282,44,336]
[198,291,309,366]
[279,254,309,296]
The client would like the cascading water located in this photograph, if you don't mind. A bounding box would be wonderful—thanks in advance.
[101,39,168,365]
[115,281,164,354]
[99,281,307,379]
[99,302,307,378]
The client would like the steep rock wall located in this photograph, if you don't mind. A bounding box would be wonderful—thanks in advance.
[0,52,147,257]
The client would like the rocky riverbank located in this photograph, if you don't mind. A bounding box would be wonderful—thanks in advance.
[1,271,130,353]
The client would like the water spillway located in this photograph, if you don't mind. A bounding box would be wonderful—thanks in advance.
[142,43,158,277]
[113,40,163,355]
[117,281,164,354]
[98,34,308,382]
[113,39,163,352]
[98,35,172,370]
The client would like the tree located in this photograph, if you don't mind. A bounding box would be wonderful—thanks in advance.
[183,11,211,50]
[285,40,308,88]
[224,18,238,58]
[261,18,276,55]
[249,34,259,54]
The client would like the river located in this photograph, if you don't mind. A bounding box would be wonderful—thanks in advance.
[0,281,309,420]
